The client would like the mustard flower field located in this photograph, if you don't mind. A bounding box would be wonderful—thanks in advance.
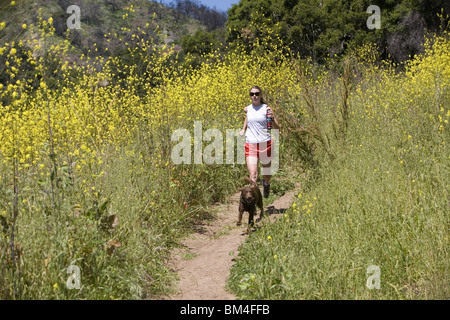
[1,8,448,299]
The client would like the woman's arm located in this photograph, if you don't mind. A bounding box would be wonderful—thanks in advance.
[239,107,248,136]
[267,107,280,130]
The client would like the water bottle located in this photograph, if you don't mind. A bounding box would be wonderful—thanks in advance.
[266,107,272,131]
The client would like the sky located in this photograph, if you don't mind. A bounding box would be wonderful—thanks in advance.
[193,0,240,13]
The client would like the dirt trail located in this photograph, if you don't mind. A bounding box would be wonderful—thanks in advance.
[162,184,301,300]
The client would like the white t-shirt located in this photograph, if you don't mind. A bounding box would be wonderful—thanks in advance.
[245,104,271,143]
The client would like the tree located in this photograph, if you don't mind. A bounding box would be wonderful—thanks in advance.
[226,0,450,62]
[181,30,216,56]
[168,0,227,31]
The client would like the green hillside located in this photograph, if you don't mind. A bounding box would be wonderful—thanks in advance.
[0,0,207,55]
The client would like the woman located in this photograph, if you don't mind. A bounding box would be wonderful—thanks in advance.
[239,86,279,198]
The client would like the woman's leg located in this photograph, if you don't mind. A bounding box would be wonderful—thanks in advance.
[247,157,271,184]
[245,143,259,183]
[260,140,272,196]
[261,161,271,197]
[262,162,272,184]
[246,156,258,183]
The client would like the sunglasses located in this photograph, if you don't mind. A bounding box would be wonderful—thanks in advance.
[249,92,261,97]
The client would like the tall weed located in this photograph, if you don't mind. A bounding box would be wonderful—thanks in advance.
[229,31,449,300]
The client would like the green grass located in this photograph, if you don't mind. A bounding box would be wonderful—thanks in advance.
[230,139,448,299]
[228,46,449,300]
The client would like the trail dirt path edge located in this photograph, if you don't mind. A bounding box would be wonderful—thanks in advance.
[162,184,301,300]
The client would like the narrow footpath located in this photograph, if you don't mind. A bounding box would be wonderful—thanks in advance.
[162,184,301,300]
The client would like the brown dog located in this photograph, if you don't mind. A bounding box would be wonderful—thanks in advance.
[237,177,264,233]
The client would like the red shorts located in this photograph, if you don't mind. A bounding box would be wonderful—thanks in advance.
[245,140,272,160]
